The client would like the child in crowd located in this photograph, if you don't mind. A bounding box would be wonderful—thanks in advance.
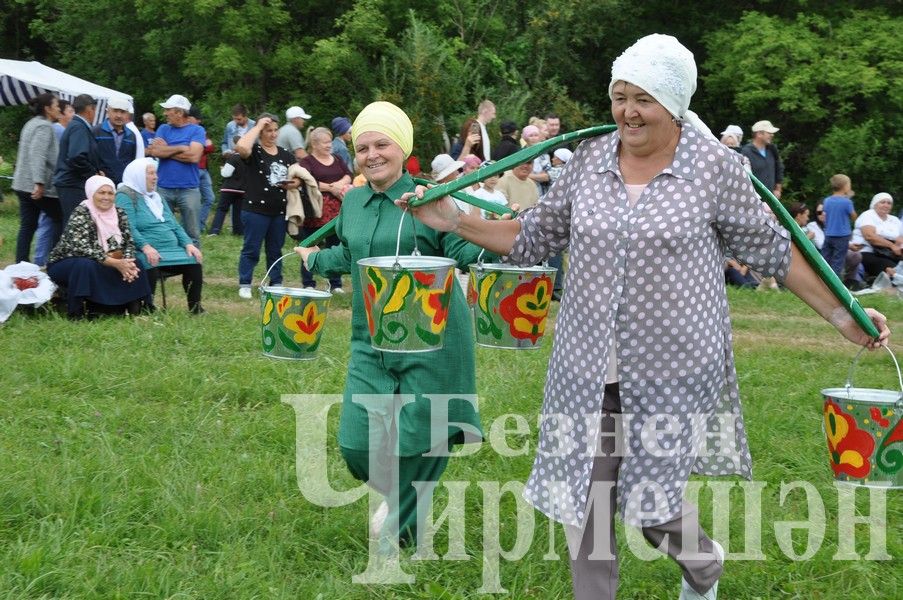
[548,147,572,183]
[471,162,507,219]
[822,173,857,278]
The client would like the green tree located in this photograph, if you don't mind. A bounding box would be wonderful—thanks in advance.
[703,9,902,205]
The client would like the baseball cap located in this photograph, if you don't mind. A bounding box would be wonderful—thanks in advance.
[751,120,779,133]
[286,106,311,120]
[107,97,132,112]
[160,94,191,111]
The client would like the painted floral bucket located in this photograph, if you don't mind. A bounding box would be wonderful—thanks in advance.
[822,346,903,488]
[357,256,457,352]
[467,263,557,349]
[259,253,331,360]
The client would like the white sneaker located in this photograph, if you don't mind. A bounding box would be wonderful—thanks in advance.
[238,286,252,299]
[679,539,723,600]
[370,500,389,538]
[331,287,345,294]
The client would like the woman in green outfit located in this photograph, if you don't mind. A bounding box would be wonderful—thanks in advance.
[295,102,486,547]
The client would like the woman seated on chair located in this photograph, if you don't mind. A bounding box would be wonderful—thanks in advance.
[115,158,205,313]
[47,175,151,318]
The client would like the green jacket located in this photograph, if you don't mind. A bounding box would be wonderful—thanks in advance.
[309,173,487,455]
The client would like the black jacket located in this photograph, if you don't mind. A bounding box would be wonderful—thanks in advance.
[53,115,102,188]
[493,135,520,161]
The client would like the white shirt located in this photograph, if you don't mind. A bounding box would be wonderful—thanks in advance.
[478,121,491,162]
[805,222,825,250]
[472,185,508,219]
[854,209,902,253]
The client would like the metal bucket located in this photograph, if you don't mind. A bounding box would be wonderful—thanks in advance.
[821,346,903,488]
[259,253,331,360]
[357,255,457,353]
[468,263,557,349]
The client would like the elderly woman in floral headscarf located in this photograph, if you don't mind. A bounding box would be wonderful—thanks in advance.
[401,34,888,600]
[47,175,150,318]
[294,101,488,549]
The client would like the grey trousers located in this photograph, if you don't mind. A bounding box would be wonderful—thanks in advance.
[566,383,723,600]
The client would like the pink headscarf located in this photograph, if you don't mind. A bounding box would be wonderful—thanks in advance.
[81,175,121,252]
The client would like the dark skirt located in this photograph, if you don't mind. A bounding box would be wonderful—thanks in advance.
[48,257,151,317]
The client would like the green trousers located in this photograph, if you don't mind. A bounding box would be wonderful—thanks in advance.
[341,443,451,546]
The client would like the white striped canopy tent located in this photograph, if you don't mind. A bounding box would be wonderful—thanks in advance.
[0,58,132,125]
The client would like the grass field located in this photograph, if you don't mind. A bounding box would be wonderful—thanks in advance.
[0,194,901,599]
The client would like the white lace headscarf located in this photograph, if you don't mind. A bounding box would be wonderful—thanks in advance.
[608,34,716,140]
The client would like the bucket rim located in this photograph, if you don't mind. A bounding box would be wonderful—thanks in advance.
[821,387,903,404]
[259,286,332,299]
[468,263,557,274]
[357,255,457,269]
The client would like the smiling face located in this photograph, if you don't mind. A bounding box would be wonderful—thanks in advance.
[524,129,542,145]
[354,131,405,192]
[611,81,679,157]
[91,185,116,211]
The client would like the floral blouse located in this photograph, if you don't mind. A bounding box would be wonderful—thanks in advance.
[505,125,792,528]
[48,204,136,264]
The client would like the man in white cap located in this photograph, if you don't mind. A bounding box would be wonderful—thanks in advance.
[146,94,206,244]
[92,97,139,184]
[740,120,784,198]
[277,106,311,161]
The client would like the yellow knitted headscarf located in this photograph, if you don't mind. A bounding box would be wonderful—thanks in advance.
[351,101,413,158]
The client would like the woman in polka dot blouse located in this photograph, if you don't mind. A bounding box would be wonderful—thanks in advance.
[401,34,889,600]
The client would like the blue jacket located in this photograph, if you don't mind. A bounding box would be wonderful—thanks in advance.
[94,119,138,183]
[221,118,256,153]
[53,115,102,188]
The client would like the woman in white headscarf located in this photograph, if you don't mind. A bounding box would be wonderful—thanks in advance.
[47,175,151,318]
[116,158,205,313]
[852,192,903,279]
[400,34,889,600]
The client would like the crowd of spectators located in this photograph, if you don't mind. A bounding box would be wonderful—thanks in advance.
[7,92,898,317]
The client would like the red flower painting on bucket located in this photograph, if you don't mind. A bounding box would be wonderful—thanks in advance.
[498,275,553,343]
[824,399,875,479]
[284,302,326,345]
[870,406,890,428]
[363,267,388,337]
[415,269,455,334]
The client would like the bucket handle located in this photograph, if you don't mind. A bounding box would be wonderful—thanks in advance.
[844,345,903,406]
[475,248,487,272]
[258,252,297,289]
[393,209,421,270]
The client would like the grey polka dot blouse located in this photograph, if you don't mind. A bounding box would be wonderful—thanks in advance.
[504,125,792,527]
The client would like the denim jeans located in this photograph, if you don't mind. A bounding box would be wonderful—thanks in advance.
[209,191,244,235]
[33,212,58,266]
[823,235,851,277]
[298,226,342,289]
[239,210,287,286]
[15,191,62,264]
[158,186,202,245]
[196,169,215,233]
